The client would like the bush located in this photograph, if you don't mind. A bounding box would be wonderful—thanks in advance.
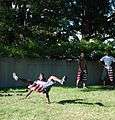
[0,37,115,60]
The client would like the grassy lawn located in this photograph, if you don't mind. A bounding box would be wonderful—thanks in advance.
[0,86,115,120]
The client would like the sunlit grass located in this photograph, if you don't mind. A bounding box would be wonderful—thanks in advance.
[0,86,115,120]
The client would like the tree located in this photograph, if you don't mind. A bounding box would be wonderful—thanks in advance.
[0,0,115,58]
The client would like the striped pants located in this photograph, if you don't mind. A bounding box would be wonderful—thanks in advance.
[76,69,88,86]
[101,67,114,82]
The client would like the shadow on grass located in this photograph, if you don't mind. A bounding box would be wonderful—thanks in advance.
[81,86,115,92]
[0,93,23,97]
[0,87,28,93]
[57,99,104,106]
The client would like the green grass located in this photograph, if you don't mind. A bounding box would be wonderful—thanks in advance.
[0,86,115,120]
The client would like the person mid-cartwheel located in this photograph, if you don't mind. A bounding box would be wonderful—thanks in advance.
[13,73,67,103]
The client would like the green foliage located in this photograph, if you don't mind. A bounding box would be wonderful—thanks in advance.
[0,0,115,59]
[0,44,26,58]
[0,37,115,59]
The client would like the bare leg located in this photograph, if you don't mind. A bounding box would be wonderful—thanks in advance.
[103,80,106,86]
[83,81,87,88]
[13,73,33,85]
[47,76,66,84]
[76,70,81,87]
[76,79,80,87]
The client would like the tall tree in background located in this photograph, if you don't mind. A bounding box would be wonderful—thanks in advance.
[0,0,115,44]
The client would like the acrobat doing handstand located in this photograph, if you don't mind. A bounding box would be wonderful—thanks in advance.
[13,73,67,103]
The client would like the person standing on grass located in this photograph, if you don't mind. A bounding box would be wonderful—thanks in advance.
[76,52,88,88]
[100,51,115,86]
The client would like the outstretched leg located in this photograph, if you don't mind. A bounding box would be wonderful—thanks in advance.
[13,73,33,85]
[47,76,66,85]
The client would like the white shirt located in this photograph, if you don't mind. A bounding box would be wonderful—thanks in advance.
[100,55,115,69]
[34,80,54,88]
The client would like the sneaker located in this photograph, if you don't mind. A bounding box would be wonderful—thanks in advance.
[13,72,18,81]
[61,76,67,84]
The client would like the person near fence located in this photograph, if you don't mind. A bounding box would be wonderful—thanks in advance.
[76,52,88,88]
[100,52,115,86]
[13,72,67,103]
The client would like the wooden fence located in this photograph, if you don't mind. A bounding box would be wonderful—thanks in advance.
[0,57,103,88]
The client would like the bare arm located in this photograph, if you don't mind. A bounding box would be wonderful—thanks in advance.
[45,92,50,104]
[25,90,33,98]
